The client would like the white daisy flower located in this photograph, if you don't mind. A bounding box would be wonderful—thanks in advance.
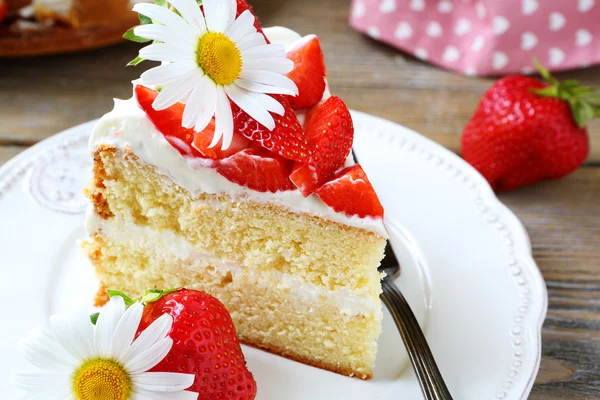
[133,0,298,150]
[12,296,197,400]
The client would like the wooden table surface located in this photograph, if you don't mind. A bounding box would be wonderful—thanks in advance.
[1,0,599,398]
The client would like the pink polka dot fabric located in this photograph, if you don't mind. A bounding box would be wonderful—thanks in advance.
[350,0,600,76]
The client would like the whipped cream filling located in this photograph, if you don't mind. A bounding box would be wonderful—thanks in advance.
[87,210,381,318]
[89,26,387,237]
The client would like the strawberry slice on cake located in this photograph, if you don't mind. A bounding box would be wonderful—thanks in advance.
[84,0,387,381]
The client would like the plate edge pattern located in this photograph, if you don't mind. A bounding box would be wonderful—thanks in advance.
[352,111,548,400]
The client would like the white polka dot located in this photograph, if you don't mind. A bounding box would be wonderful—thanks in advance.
[379,0,396,13]
[576,29,593,47]
[414,47,428,60]
[549,47,566,66]
[578,0,595,12]
[454,18,472,36]
[522,0,538,15]
[493,16,510,35]
[426,21,443,37]
[471,35,485,51]
[367,26,381,39]
[394,21,413,39]
[410,0,425,11]
[464,66,477,76]
[492,51,509,70]
[581,61,592,68]
[521,66,534,74]
[437,0,453,13]
[352,1,366,18]
[521,32,538,50]
[549,12,566,31]
[442,46,460,63]
[475,2,486,19]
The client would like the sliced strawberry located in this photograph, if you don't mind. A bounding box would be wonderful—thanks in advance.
[290,96,354,195]
[289,163,320,196]
[286,35,327,109]
[231,94,308,162]
[315,165,384,218]
[216,147,295,192]
[135,84,249,159]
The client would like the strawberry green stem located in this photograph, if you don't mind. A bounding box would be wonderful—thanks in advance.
[531,59,600,128]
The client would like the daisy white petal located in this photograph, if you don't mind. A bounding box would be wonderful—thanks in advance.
[120,313,173,364]
[133,3,194,35]
[133,372,195,392]
[235,78,295,96]
[168,0,207,34]
[140,43,195,63]
[12,371,69,391]
[94,296,126,357]
[67,310,96,360]
[152,71,197,110]
[242,58,294,74]
[125,337,173,374]
[134,25,196,50]
[244,90,285,116]
[239,70,299,95]
[211,86,234,149]
[112,302,144,358]
[133,389,200,400]
[183,74,216,131]
[241,43,286,60]
[225,84,275,130]
[141,62,196,86]
[20,332,77,371]
[193,78,218,132]
[48,314,88,361]
[203,0,235,32]
[236,32,267,51]
[226,10,256,42]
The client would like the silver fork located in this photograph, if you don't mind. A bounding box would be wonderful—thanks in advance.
[379,262,454,400]
[350,149,453,399]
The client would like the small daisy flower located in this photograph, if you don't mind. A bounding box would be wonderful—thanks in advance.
[133,0,298,150]
[12,296,197,400]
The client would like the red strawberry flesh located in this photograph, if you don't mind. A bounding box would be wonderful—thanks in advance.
[137,289,257,400]
[315,164,384,218]
[286,35,327,109]
[216,147,295,192]
[461,75,589,192]
[231,95,308,162]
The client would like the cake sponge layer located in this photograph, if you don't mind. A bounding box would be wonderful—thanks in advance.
[84,231,380,378]
[87,146,386,294]
[85,146,386,378]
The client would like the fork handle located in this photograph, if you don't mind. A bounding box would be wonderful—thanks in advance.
[381,277,454,400]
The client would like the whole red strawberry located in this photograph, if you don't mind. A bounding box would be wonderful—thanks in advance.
[136,289,257,400]
[461,63,591,192]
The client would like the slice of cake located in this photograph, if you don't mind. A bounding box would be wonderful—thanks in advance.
[83,0,387,379]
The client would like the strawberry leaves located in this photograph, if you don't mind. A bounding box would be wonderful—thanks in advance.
[532,59,600,128]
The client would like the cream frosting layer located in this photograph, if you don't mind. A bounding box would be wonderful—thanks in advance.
[88,26,387,237]
[86,209,381,318]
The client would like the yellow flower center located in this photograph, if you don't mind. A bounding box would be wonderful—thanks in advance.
[72,359,132,400]
[197,32,243,86]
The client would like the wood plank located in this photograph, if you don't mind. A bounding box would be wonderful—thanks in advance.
[0,145,26,165]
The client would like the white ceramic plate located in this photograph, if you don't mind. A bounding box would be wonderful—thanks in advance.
[0,114,547,400]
